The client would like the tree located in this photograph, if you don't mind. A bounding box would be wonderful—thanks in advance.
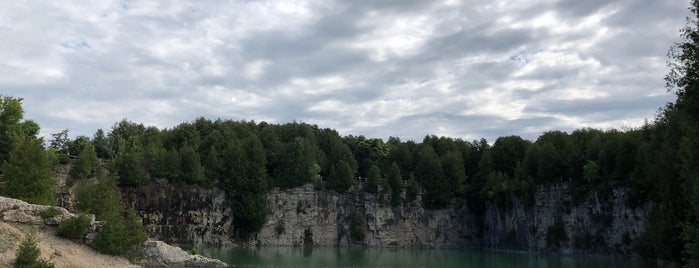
[49,129,69,152]
[327,160,354,193]
[114,151,147,186]
[69,144,99,181]
[179,144,204,183]
[415,145,450,209]
[386,162,403,206]
[222,135,269,238]
[14,232,54,268]
[364,165,381,194]
[75,176,122,220]
[0,138,55,205]
[0,96,40,165]
[405,173,420,203]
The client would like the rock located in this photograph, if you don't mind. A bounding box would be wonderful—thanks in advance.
[139,240,227,267]
[0,196,76,225]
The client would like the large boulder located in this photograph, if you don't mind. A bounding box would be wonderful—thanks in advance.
[139,240,227,267]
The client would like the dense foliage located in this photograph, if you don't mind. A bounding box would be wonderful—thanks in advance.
[57,215,91,240]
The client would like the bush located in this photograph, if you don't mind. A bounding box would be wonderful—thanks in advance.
[14,233,54,268]
[57,215,90,240]
[38,207,61,219]
[91,208,147,255]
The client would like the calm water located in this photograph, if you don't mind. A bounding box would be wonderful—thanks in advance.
[202,247,657,268]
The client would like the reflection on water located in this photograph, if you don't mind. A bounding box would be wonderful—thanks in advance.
[202,247,657,268]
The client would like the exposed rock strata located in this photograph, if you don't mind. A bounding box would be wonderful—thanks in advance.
[125,180,651,256]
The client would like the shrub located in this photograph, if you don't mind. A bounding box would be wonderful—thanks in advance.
[14,233,54,268]
[38,207,61,219]
[91,208,147,255]
[57,215,90,240]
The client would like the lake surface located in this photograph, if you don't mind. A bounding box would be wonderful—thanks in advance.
[202,247,657,268]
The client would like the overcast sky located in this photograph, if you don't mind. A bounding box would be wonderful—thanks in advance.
[0,0,690,142]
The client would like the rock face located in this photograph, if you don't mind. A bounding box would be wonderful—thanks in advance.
[482,183,651,255]
[122,179,234,248]
[125,180,651,255]
[254,184,477,248]
[139,240,227,267]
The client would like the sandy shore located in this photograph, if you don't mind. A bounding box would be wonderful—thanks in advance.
[0,221,139,268]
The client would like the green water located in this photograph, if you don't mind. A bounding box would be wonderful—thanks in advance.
[202,247,657,268]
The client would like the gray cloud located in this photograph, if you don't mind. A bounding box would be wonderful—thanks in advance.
[0,0,689,143]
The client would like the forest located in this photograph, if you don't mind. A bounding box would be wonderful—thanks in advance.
[1,2,699,266]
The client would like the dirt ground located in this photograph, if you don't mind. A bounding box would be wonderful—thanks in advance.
[0,221,139,268]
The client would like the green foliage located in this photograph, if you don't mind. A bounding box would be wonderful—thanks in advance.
[38,207,61,219]
[0,96,40,165]
[327,160,354,193]
[69,144,99,181]
[75,176,122,221]
[57,215,90,240]
[14,232,54,268]
[114,151,147,186]
[179,144,204,183]
[92,208,147,255]
[364,165,381,194]
[546,218,567,248]
[415,145,450,209]
[221,135,269,238]
[386,162,403,206]
[0,138,55,205]
[405,173,420,203]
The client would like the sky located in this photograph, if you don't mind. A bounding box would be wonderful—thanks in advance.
[0,0,691,143]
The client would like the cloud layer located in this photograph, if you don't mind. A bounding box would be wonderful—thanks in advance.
[0,0,689,142]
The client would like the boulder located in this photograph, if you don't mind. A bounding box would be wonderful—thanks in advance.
[139,240,227,267]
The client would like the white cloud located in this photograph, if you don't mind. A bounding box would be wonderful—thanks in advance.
[0,0,689,142]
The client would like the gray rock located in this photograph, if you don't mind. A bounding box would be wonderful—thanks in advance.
[139,240,227,267]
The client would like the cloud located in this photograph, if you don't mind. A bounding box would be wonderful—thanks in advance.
[0,0,689,143]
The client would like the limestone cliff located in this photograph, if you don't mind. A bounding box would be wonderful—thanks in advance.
[482,183,651,256]
[254,184,476,248]
[123,180,651,256]
[122,179,234,248]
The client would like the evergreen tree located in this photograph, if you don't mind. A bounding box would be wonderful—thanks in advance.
[14,232,53,268]
[0,138,55,205]
[386,162,403,206]
[69,144,99,180]
[364,165,381,194]
[327,160,354,193]
[415,145,450,209]
[405,173,420,203]
[179,144,204,183]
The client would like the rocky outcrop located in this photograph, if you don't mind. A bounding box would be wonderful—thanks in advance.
[122,179,234,248]
[254,184,477,248]
[482,183,651,256]
[139,240,227,267]
[0,196,75,225]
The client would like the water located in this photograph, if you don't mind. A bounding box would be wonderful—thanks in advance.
[202,247,657,268]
